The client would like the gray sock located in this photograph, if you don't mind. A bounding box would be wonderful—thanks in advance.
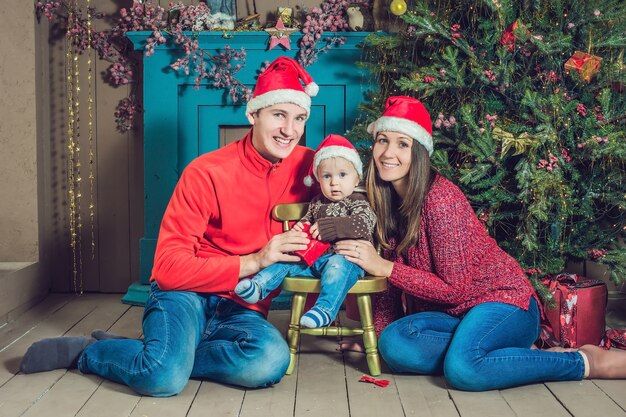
[235,279,261,304]
[91,329,128,340]
[20,336,95,374]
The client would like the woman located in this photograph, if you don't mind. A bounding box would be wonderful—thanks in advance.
[335,95,626,391]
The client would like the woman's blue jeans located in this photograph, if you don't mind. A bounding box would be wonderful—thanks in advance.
[378,297,586,391]
[77,282,290,397]
[251,253,364,321]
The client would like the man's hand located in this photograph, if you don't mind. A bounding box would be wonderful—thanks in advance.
[239,229,309,278]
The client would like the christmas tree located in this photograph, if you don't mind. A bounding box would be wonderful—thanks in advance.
[353,0,626,297]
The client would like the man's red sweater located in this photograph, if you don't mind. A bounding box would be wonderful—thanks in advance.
[151,131,314,316]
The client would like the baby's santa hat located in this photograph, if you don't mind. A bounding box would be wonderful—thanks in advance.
[367,95,434,155]
[304,134,363,187]
[246,56,319,116]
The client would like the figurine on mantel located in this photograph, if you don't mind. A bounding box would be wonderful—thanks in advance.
[346,3,373,31]
[235,13,261,30]
[192,12,235,30]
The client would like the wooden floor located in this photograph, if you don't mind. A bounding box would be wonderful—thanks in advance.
[1,294,625,417]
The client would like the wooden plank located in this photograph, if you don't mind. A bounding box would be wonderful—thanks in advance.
[336,311,455,417]
[128,81,144,294]
[344,351,405,417]
[394,375,460,417]
[241,380,297,417]
[546,380,626,417]
[75,380,142,417]
[499,384,570,417]
[67,294,131,336]
[20,371,101,417]
[14,294,626,417]
[0,295,131,415]
[0,371,67,417]
[94,47,133,293]
[75,44,100,293]
[448,389,516,417]
[0,294,72,350]
[46,29,73,292]
[129,379,201,417]
[0,294,102,384]
[187,381,245,417]
[106,305,144,339]
[83,0,133,294]
[293,335,350,417]
[240,310,297,417]
[593,379,626,412]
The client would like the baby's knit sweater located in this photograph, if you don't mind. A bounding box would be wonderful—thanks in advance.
[301,191,376,245]
[373,175,537,335]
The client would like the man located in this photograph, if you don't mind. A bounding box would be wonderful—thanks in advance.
[20,57,318,396]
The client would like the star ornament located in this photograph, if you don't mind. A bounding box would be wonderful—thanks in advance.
[265,18,297,50]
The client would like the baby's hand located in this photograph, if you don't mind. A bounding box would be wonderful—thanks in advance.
[292,221,309,232]
[310,222,321,240]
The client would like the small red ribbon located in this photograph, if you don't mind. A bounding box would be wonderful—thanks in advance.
[359,375,390,387]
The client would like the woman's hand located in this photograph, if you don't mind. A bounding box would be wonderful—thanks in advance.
[334,239,394,277]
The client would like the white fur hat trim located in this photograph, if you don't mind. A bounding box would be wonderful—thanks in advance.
[368,116,433,155]
[312,145,363,180]
[246,89,311,116]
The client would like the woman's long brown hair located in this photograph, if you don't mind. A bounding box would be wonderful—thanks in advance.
[366,141,434,256]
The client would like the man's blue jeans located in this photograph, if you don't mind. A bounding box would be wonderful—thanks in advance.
[251,254,364,321]
[77,282,290,397]
[378,297,586,391]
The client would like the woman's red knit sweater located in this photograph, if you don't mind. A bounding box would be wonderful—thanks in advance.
[373,174,537,335]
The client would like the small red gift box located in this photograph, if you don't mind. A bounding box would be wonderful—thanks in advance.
[542,273,607,348]
[564,51,602,83]
[293,223,330,266]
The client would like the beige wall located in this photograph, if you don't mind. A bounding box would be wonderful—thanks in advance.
[0,2,50,321]
[0,2,38,262]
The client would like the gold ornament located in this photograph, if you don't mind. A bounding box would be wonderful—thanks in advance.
[564,51,602,83]
[277,7,294,27]
[390,0,407,16]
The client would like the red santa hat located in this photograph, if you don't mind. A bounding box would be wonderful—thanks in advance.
[304,134,363,187]
[246,56,319,116]
[367,95,434,155]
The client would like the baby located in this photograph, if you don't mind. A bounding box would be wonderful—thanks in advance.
[236,134,376,328]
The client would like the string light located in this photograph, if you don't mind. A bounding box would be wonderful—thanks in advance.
[67,0,83,295]
[87,0,95,261]
[66,0,77,293]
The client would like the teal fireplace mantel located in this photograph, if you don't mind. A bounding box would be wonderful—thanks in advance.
[122,31,374,305]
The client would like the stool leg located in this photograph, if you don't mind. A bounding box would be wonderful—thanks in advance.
[286,292,307,375]
[356,294,381,376]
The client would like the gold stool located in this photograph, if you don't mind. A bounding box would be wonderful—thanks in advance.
[272,203,387,376]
